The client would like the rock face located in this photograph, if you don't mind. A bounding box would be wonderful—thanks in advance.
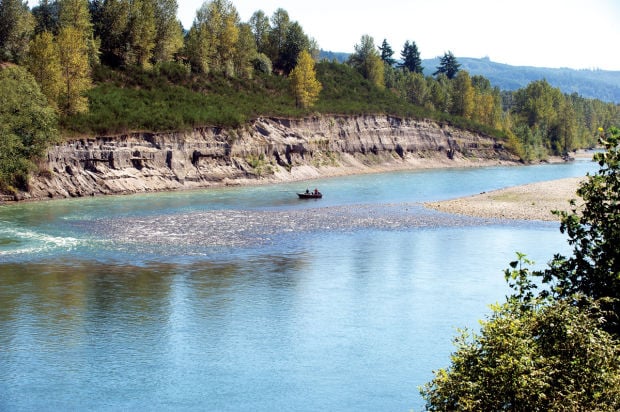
[21,115,518,200]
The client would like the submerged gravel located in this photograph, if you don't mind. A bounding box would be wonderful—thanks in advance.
[90,203,500,249]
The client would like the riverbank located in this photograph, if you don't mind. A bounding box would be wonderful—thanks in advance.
[7,115,520,202]
[425,177,585,221]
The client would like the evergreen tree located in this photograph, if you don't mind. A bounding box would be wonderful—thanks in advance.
[32,0,59,34]
[433,51,460,79]
[399,40,423,74]
[378,38,395,66]
[289,49,321,108]
[0,0,34,63]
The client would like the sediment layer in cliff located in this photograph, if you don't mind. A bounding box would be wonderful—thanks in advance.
[19,115,517,201]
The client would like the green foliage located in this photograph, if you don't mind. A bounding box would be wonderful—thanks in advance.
[378,38,396,66]
[347,34,384,89]
[421,296,620,411]
[399,40,423,74]
[63,66,301,133]
[0,65,58,191]
[152,0,183,63]
[57,25,92,114]
[0,0,34,63]
[289,50,321,108]
[433,51,460,79]
[425,56,620,104]
[25,30,62,110]
[540,127,620,333]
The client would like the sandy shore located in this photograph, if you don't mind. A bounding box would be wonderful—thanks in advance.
[424,177,585,221]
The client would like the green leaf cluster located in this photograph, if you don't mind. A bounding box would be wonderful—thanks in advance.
[0,65,58,192]
[422,297,620,411]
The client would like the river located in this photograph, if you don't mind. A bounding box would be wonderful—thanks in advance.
[0,158,596,411]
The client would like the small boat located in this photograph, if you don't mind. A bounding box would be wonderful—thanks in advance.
[297,190,322,199]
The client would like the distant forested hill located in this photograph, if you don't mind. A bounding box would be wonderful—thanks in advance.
[421,56,620,103]
[319,51,620,103]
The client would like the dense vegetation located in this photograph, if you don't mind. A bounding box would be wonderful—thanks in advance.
[421,127,620,410]
[0,0,619,186]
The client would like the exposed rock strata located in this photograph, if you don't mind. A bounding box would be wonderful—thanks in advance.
[18,115,518,201]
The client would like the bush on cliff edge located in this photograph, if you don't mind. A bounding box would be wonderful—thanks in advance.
[0,65,58,193]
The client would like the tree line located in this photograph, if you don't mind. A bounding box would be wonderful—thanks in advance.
[0,0,619,191]
[346,35,620,160]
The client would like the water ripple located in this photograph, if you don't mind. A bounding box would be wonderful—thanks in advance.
[89,203,492,249]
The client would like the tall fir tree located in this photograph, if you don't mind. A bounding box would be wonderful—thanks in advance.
[433,51,460,79]
[378,38,396,66]
[399,40,423,74]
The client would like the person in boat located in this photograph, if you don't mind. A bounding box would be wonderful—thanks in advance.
[314,188,319,195]
[305,188,310,194]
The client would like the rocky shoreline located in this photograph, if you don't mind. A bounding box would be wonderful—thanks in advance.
[424,177,585,221]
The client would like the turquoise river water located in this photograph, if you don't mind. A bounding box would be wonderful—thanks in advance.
[0,158,597,411]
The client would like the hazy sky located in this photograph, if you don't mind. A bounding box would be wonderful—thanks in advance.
[177,0,620,70]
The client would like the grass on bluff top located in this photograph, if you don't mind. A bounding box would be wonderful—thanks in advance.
[62,61,507,141]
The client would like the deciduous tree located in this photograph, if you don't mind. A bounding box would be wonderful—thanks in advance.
[152,0,183,63]
[0,65,58,192]
[127,0,156,67]
[541,127,620,333]
[266,7,289,72]
[25,30,62,110]
[347,34,384,90]
[421,295,620,411]
[451,70,474,119]
[57,25,92,114]
[249,9,270,54]
[289,49,321,108]
[58,0,99,66]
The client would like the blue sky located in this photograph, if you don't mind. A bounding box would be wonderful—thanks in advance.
[176,0,620,70]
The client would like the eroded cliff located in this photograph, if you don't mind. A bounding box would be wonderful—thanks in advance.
[20,115,518,200]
